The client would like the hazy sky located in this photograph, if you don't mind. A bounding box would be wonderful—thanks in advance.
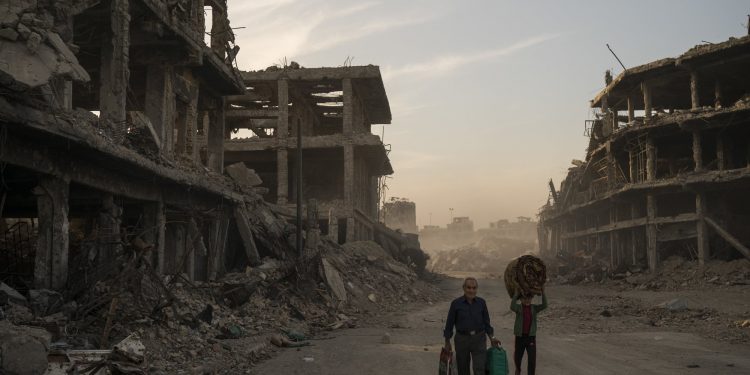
[227,0,749,229]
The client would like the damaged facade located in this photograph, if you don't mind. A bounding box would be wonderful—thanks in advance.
[538,35,750,272]
[223,65,394,245]
[0,0,433,372]
[383,197,418,234]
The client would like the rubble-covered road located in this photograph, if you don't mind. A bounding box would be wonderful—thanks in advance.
[253,276,750,374]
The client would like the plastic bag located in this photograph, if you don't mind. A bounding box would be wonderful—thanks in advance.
[438,347,457,375]
[486,346,509,375]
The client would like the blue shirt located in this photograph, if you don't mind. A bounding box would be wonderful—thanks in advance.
[443,296,494,339]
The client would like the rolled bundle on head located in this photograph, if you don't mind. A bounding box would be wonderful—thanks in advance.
[504,255,547,298]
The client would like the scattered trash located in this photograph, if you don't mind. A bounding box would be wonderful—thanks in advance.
[658,298,688,312]
[368,294,378,303]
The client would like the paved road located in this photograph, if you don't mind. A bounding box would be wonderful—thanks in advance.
[252,277,750,374]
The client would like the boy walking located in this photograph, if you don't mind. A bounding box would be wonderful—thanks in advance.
[510,287,547,375]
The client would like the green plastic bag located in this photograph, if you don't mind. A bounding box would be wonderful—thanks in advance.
[486,346,509,375]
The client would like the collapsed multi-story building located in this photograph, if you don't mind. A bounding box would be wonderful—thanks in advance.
[538,35,750,272]
[0,0,408,300]
[222,65,394,244]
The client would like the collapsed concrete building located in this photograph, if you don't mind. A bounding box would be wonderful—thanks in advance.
[538,35,750,272]
[223,65,394,244]
[0,0,258,293]
[383,197,418,234]
[0,0,419,296]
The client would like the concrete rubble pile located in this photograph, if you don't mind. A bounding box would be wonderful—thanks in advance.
[428,236,536,273]
[549,255,750,290]
[0,234,439,373]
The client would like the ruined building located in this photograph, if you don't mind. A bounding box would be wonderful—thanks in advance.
[223,66,393,244]
[538,36,750,272]
[383,197,418,234]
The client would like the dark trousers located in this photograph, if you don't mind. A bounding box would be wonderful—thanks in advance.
[454,332,486,375]
[514,335,536,375]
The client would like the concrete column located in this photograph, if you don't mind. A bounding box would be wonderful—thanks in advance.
[695,192,709,266]
[646,194,658,272]
[690,70,700,110]
[278,79,289,139]
[628,150,636,183]
[642,82,652,122]
[99,0,130,129]
[346,217,355,243]
[142,201,163,269]
[630,203,638,265]
[717,133,726,171]
[646,137,656,181]
[145,65,174,153]
[155,198,165,275]
[33,176,70,290]
[277,148,288,205]
[606,142,616,189]
[210,2,227,58]
[714,80,723,109]
[344,144,354,209]
[207,98,225,172]
[370,176,379,220]
[627,96,635,124]
[609,208,616,270]
[343,78,353,136]
[692,129,703,171]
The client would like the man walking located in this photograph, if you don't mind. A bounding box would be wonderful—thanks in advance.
[444,277,501,375]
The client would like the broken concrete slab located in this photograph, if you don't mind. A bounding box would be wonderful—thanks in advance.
[226,162,263,187]
[321,257,347,302]
[233,205,262,266]
[0,31,90,91]
[0,320,51,375]
[0,282,27,305]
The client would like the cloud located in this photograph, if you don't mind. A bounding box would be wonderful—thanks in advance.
[383,33,562,80]
[230,0,439,70]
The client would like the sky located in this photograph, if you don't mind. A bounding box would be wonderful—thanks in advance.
[226,0,749,229]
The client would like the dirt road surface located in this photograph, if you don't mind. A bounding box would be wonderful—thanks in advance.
[252,277,750,374]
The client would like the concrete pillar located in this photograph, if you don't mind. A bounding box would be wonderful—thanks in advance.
[346,217,355,243]
[278,79,289,139]
[606,142,616,189]
[370,176,379,220]
[210,2,227,58]
[99,0,130,129]
[207,98,225,172]
[628,150,636,183]
[695,192,709,266]
[646,137,656,181]
[630,203,638,265]
[690,70,700,110]
[627,96,635,124]
[692,129,703,171]
[276,148,288,205]
[100,194,123,262]
[155,199,165,275]
[33,176,70,290]
[344,144,354,208]
[642,82,652,122]
[145,65,174,153]
[714,80,723,109]
[717,133,727,171]
[646,194,658,272]
[142,201,163,269]
[343,78,353,136]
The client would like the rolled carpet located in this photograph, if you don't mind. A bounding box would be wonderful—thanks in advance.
[504,255,546,297]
